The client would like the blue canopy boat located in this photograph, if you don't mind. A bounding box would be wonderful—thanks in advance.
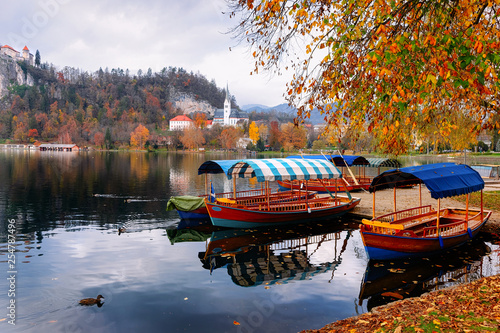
[204,158,361,228]
[360,163,492,260]
[278,154,371,192]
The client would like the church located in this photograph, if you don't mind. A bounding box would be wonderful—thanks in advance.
[212,85,248,126]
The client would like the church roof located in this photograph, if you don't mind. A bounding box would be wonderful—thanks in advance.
[23,45,29,51]
[213,109,248,120]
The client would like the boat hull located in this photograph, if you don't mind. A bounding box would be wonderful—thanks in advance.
[360,214,490,260]
[176,206,209,220]
[206,198,360,228]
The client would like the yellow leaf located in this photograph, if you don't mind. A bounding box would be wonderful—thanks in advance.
[233,321,241,325]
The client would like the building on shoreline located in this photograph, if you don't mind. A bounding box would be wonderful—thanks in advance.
[169,115,193,131]
[39,144,79,152]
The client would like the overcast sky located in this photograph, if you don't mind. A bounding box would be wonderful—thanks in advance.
[0,0,292,107]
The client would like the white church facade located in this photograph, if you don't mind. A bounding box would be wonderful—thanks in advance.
[212,85,248,126]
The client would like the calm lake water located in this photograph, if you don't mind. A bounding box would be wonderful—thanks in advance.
[0,150,499,333]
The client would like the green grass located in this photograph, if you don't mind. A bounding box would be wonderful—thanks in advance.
[454,191,500,211]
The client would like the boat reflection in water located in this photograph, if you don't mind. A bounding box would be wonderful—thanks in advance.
[198,220,358,287]
[358,236,492,311]
[166,218,213,244]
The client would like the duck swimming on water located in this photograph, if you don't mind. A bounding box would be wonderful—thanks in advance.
[79,295,104,307]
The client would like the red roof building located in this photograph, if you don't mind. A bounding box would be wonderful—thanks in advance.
[169,115,193,131]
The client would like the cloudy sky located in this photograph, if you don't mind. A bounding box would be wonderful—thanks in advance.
[0,0,292,107]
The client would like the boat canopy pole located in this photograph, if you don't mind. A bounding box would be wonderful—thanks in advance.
[393,187,397,213]
[436,199,441,236]
[233,177,236,199]
[372,191,376,219]
[419,183,422,207]
[205,173,208,196]
[481,189,483,218]
[266,180,270,210]
[465,193,469,224]
[335,150,360,186]
[419,183,422,215]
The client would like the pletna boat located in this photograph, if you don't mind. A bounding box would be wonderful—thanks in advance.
[277,154,372,192]
[204,158,361,228]
[167,159,315,220]
[359,163,492,260]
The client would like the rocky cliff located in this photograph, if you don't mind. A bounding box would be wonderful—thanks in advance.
[0,55,34,99]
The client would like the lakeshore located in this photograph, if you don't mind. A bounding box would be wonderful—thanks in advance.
[306,181,500,333]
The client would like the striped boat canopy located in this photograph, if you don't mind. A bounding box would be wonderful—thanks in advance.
[197,159,242,176]
[227,158,342,182]
[369,163,484,199]
[366,157,402,168]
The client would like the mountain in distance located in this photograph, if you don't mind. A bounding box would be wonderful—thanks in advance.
[242,103,329,125]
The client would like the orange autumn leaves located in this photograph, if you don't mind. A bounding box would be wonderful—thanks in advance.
[130,124,150,149]
[229,0,500,155]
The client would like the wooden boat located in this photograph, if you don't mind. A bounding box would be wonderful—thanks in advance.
[205,158,361,228]
[360,163,492,260]
[167,159,316,220]
[277,154,372,192]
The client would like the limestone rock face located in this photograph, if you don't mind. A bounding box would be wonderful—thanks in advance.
[0,55,34,98]
[170,91,215,116]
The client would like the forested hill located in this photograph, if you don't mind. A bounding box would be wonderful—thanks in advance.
[0,57,233,146]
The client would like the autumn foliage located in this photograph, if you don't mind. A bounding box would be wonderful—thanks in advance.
[130,124,150,149]
[228,1,500,155]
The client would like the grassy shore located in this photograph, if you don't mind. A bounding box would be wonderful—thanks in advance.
[454,191,500,211]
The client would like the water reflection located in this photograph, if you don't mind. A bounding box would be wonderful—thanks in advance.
[359,233,498,310]
[199,221,358,287]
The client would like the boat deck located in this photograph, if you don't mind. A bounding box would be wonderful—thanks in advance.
[363,206,488,238]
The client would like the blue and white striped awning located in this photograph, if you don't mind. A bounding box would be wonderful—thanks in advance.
[227,158,342,182]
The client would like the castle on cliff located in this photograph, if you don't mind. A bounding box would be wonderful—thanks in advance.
[0,44,34,66]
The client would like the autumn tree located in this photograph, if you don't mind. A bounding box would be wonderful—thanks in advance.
[219,127,242,150]
[180,127,205,149]
[268,121,282,151]
[280,123,307,151]
[28,129,39,143]
[130,124,150,149]
[258,124,269,143]
[249,121,259,144]
[194,112,207,129]
[94,132,105,148]
[228,1,500,155]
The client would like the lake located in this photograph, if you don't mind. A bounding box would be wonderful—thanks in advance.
[0,150,499,333]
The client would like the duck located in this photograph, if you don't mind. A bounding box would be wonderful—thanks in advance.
[79,294,104,307]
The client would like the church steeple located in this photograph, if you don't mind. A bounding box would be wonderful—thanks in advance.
[224,83,231,125]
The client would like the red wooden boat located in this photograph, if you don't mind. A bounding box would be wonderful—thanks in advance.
[205,158,361,228]
[167,159,315,220]
[360,163,492,260]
